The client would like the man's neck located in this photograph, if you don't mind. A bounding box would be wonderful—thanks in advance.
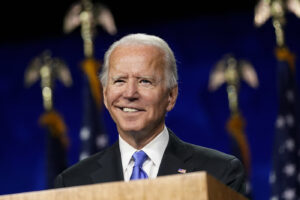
[118,125,165,149]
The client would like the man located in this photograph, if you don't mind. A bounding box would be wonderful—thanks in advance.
[55,33,246,195]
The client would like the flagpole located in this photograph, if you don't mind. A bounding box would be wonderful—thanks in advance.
[24,50,72,188]
[63,0,117,160]
[209,54,258,198]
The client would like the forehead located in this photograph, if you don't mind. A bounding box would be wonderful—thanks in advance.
[109,44,165,75]
[111,43,163,57]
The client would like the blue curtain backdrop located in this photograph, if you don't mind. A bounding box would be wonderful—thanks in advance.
[1,13,300,200]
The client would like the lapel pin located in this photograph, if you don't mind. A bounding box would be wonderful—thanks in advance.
[177,168,186,174]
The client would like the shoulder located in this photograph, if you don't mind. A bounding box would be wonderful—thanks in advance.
[188,142,237,165]
[54,145,115,188]
[186,142,244,176]
[188,143,246,194]
[63,151,105,176]
[168,130,246,194]
[168,129,236,164]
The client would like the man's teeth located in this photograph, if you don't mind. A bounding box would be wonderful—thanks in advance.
[122,107,138,112]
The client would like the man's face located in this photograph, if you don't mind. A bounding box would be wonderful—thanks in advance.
[103,44,177,140]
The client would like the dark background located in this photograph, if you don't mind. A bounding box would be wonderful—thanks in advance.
[0,0,257,43]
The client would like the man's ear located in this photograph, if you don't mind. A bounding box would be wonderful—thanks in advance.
[103,86,108,109]
[166,85,178,112]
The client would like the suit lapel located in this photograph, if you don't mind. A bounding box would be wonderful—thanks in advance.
[90,141,124,183]
[89,130,194,182]
[158,130,193,176]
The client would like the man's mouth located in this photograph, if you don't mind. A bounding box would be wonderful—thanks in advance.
[117,106,144,113]
[122,107,138,112]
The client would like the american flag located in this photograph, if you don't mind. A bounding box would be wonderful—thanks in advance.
[270,47,300,200]
[79,59,109,160]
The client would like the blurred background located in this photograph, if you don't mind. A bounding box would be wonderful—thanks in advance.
[1,0,300,199]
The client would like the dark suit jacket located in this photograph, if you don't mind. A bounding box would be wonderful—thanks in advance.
[55,130,246,195]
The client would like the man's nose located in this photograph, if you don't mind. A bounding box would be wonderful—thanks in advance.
[123,80,139,100]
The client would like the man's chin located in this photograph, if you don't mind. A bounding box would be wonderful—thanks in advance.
[117,124,145,134]
[120,128,143,135]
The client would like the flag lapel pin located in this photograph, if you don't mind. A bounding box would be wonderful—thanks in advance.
[177,168,186,174]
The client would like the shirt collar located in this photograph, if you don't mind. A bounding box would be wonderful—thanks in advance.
[119,125,169,170]
[119,135,137,172]
[142,126,169,167]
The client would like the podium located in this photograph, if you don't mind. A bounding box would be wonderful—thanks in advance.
[0,172,247,200]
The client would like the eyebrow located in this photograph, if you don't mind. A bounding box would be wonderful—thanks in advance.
[111,75,156,80]
[136,76,155,80]
[111,75,127,81]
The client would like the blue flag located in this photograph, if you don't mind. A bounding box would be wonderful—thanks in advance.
[39,110,69,188]
[270,47,300,200]
[79,58,109,160]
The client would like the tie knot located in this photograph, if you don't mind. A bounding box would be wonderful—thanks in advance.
[132,150,148,167]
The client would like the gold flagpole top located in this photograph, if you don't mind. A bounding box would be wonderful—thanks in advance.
[24,50,73,111]
[63,0,117,58]
[254,0,300,47]
[209,54,259,116]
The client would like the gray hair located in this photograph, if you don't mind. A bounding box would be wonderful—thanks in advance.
[99,33,178,88]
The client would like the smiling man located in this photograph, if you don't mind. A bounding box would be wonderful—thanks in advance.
[103,42,177,150]
[55,33,246,195]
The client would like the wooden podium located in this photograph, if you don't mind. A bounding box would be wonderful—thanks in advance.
[0,172,247,200]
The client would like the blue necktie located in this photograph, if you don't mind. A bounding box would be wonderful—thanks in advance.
[130,150,148,180]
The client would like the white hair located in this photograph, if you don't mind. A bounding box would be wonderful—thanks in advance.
[99,33,178,88]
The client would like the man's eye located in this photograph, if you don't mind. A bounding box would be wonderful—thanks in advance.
[113,79,125,84]
[140,79,152,86]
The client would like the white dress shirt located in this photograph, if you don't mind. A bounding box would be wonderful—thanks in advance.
[119,125,169,181]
